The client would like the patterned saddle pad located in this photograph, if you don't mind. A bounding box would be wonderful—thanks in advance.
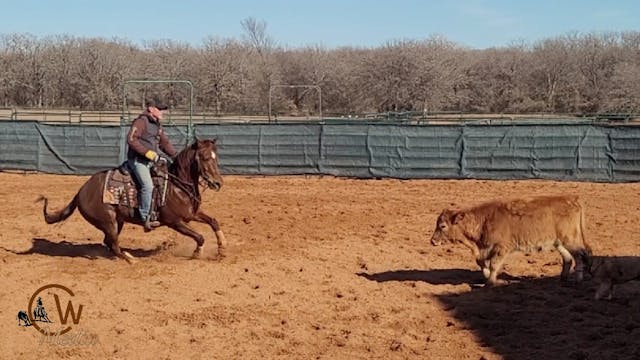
[102,162,169,216]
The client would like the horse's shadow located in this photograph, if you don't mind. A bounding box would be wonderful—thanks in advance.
[10,238,163,260]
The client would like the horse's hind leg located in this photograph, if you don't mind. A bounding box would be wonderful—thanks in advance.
[109,233,135,264]
[103,220,123,251]
[101,221,135,263]
[103,233,114,250]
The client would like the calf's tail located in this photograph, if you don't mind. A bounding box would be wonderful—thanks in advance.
[577,200,593,272]
[578,199,592,253]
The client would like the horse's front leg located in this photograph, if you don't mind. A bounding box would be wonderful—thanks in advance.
[193,210,226,258]
[168,221,206,259]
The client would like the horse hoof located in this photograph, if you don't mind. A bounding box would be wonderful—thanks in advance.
[191,247,203,259]
[486,279,507,287]
[122,251,136,264]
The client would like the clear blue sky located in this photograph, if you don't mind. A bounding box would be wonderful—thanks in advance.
[1,0,638,49]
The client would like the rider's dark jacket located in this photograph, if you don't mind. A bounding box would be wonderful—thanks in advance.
[127,111,177,161]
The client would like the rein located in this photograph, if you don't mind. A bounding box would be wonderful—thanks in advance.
[167,149,212,204]
[167,148,203,204]
[167,172,201,205]
[166,141,219,205]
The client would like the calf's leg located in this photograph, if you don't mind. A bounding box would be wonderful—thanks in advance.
[476,257,490,279]
[486,248,508,286]
[571,249,587,283]
[555,244,574,281]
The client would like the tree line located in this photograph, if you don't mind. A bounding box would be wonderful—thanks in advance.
[1,20,639,116]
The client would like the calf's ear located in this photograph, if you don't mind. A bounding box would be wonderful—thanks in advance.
[452,211,465,224]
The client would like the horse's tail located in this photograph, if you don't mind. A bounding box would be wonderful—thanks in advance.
[35,194,78,224]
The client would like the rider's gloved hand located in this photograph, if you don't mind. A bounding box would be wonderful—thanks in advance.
[144,150,160,163]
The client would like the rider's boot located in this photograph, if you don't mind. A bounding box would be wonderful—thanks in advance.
[143,215,161,232]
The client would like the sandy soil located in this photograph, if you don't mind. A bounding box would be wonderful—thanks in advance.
[1,172,640,360]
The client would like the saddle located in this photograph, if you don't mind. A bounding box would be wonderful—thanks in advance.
[102,161,170,221]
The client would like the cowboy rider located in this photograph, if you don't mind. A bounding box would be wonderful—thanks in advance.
[126,99,177,231]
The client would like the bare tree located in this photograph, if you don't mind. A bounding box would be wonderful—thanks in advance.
[272,45,332,116]
[321,47,364,114]
[134,40,197,109]
[241,17,279,114]
[529,36,575,112]
[0,33,48,107]
[39,35,78,108]
[0,30,639,115]
[241,17,274,56]
[72,39,138,109]
[571,32,622,113]
[603,31,640,112]
[412,36,469,113]
[464,43,533,113]
[351,40,420,113]
[194,37,250,114]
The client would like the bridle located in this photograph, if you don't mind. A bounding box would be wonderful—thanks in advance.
[165,142,221,205]
[194,149,220,191]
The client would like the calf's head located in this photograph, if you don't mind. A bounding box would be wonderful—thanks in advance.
[430,209,466,246]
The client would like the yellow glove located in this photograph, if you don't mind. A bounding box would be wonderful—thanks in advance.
[144,150,159,162]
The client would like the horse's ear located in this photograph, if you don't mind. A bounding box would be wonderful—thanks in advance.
[190,134,200,149]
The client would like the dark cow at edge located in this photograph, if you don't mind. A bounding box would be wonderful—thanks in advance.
[430,195,592,286]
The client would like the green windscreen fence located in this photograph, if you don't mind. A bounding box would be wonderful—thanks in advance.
[1,121,639,182]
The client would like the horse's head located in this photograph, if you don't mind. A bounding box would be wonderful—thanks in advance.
[193,138,223,191]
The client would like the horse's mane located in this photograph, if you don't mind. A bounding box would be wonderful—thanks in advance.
[169,143,197,181]
[171,145,193,169]
[168,139,216,182]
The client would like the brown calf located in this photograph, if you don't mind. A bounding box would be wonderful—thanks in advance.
[430,195,591,286]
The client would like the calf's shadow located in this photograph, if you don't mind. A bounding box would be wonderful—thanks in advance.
[360,267,640,360]
[357,268,519,285]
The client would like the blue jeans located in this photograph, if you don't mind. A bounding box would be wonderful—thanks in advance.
[128,157,154,221]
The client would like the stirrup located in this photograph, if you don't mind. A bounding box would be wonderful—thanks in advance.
[144,219,161,232]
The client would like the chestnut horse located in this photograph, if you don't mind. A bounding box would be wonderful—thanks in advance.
[37,139,226,262]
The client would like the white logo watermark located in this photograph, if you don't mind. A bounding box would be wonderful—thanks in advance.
[38,326,100,346]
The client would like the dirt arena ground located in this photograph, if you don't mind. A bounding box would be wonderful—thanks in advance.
[1,172,640,359]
